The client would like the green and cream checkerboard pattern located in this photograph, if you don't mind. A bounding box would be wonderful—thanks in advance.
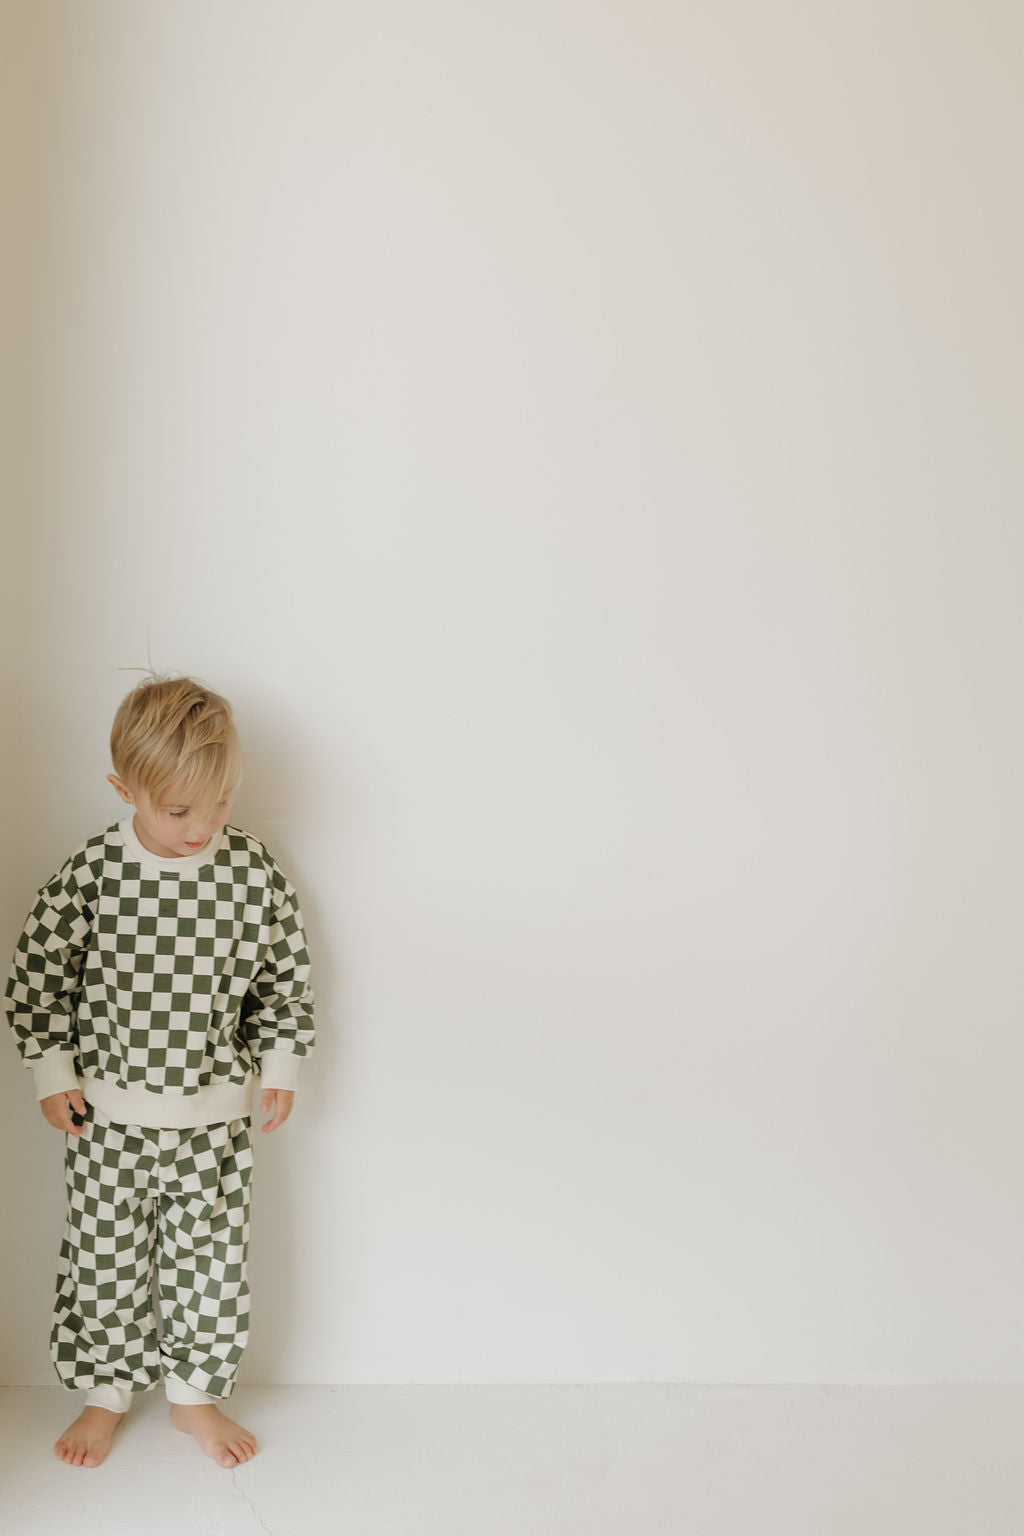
[6,821,314,1095]
[5,818,315,1399]
[53,1102,253,1399]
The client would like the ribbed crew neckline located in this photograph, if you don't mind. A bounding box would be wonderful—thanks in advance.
[117,814,226,873]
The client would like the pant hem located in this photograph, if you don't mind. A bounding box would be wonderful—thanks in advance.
[163,1374,219,1406]
[83,1382,135,1414]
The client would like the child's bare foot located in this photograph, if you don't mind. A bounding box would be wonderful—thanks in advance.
[169,1402,259,1468]
[55,1406,125,1467]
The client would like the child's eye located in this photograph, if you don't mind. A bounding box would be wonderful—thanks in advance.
[169,810,187,819]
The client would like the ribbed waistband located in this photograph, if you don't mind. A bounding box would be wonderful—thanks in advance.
[81,1073,256,1130]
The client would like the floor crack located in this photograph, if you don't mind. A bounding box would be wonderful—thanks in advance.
[230,1467,276,1536]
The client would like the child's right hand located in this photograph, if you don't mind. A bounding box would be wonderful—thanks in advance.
[40,1089,87,1136]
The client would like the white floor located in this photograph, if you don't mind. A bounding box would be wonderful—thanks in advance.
[1,1383,1023,1534]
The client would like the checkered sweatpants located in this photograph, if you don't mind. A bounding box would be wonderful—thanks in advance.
[52,1102,253,1403]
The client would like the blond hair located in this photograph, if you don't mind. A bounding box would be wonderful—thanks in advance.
[110,674,243,821]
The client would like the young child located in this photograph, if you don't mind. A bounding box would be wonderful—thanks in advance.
[4,674,315,1470]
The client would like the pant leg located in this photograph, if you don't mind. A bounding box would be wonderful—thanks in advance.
[155,1115,253,1402]
[51,1104,162,1404]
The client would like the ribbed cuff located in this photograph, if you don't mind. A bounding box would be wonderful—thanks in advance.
[258,1049,302,1091]
[164,1376,216,1406]
[32,1054,83,1102]
[84,1382,133,1414]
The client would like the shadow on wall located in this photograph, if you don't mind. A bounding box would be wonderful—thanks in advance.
[232,689,347,1385]
[0,669,71,1387]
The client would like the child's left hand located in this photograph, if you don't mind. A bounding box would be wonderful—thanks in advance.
[259,1088,294,1132]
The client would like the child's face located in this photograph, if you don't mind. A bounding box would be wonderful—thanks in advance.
[108,775,236,859]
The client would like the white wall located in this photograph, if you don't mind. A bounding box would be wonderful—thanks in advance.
[2,0,1023,1386]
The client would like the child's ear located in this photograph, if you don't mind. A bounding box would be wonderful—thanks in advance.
[107,774,133,804]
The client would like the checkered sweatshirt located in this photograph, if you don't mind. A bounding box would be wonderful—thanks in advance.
[5,815,315,1128]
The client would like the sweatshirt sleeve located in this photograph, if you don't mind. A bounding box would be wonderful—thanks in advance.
[242,860,315,1091]
[5,859,91,1100]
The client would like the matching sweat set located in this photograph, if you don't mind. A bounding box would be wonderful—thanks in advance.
[4,814,315,1415]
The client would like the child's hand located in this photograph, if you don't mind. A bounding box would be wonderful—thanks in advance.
[259,1088,294,1133]
[41,1089,87,1136]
